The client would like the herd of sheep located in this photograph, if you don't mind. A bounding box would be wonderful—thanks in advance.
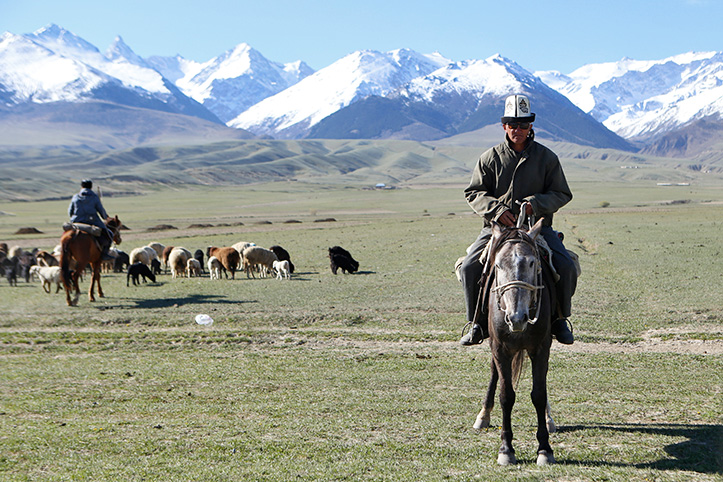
[1,239,360,292]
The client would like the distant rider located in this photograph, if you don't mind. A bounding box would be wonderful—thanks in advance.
[68,179,113,259]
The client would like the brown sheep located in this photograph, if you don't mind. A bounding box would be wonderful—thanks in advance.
[206,246,241,279]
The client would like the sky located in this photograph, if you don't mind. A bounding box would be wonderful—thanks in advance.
[1,0,721,74]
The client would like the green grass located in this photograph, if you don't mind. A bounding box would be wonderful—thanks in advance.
[0,183,722,481]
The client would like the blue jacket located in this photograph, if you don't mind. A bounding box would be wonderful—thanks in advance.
[68,188,109,230]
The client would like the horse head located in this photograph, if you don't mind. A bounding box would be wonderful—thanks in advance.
[105,215,123,245]
[490,219,545,333]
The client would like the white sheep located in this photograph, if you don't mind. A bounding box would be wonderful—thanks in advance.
[29,265,62,293]
[147,242,166,261]
[207,256,222,280]
[232,241,256,255]
[186,258,202,277]
[168,247,191,279]
[241,246,278,279]
[129,247,152,266]
[273,259,291,280]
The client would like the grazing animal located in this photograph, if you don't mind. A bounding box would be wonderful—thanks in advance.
[113,249,130,273]
[36,250,59,267]
[328,246,359,275]
[232,241,255,254]
[127,262,156,286]
[193,249,205,274]
[162,245,175,273]
[3,256,19,286]
[168,247,191,279]
[207,256,222,280]
[472,220,557,466]
[29,265,63,293]
[186,258,202,277]
[59,215,123,306]
[147,242,166,261]
[207,246,241,279]
[240,246,277,279]
[273,259,291,280]
[129,247,153,266]
[150,258,162,275]
[270,245,295,273]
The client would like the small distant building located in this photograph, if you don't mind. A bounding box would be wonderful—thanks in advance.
[375,183,386,189]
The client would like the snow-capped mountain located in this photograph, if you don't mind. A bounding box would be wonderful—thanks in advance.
[0,24,220,123]
[228,48,451,138]
[3,23,723,157]
[536,52,723,140]
[308,55,632,150]
[147,43,314,123]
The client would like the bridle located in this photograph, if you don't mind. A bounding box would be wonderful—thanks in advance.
[490,227,545,329]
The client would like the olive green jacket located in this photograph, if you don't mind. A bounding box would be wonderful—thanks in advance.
[464,137,572,227]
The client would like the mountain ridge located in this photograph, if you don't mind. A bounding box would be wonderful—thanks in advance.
[1,24,722,160]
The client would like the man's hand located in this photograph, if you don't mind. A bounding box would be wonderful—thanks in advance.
[498,210,516,227]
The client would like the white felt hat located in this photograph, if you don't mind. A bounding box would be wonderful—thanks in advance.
[501,94,535,123]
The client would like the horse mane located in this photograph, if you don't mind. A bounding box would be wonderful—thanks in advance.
[483,226,536,277]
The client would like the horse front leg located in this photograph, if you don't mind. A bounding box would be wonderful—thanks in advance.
[474,360,498,430]
[494,353,517,466]
[530,351,555,465]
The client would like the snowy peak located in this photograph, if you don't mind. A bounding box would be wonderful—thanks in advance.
[228,48,450,137]
[540,51,723,139]
[106,35,148,67]
[26,23,102,58]
[400,54,542,102]
[163,42,315,123]
[0,31,107,103]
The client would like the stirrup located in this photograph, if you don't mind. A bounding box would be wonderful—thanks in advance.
[460,321,484,346]
[552,318,574,345]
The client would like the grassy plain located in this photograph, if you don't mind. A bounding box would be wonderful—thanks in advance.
[0,180,721,481]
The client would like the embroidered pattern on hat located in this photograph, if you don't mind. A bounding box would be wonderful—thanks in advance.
[518,98,529,115]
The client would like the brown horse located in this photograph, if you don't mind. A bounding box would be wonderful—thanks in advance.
[473,219,557,466]
[59,216,122,306]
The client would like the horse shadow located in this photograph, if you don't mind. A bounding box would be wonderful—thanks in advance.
[556,423,722,474]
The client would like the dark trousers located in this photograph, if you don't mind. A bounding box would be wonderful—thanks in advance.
[460,225,577,322]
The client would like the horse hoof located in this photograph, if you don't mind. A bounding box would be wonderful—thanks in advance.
[536,451,555,466]
[473,417,490,430]
[497,453,516,466]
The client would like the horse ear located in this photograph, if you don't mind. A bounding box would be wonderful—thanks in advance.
[527,218,545,240]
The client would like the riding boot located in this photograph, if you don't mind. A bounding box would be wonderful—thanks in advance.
[551,319,574,345]
[460,320,489,346]
[98,233,114,261]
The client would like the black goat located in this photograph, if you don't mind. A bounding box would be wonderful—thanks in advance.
[127,262,156,286]
[328,246,359,275]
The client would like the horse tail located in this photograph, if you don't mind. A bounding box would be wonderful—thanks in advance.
[59,232,75,287]
[511,350,526,389]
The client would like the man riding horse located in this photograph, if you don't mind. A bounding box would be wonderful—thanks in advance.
[68,179,113,260]
[458,94,577,346]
